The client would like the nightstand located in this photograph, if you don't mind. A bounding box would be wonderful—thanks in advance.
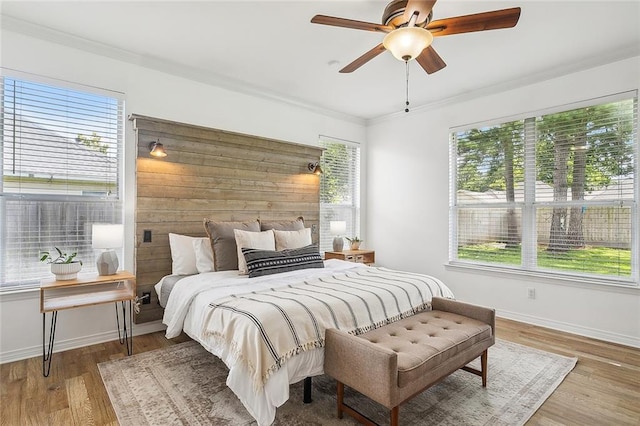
[40,271,136,377]
[325,249,375,266]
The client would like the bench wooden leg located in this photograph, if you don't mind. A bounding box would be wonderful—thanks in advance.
[336,381,344,419]
[461,349,489,387]
[391,406,399,426]
[335,382,379,425]
[481,349,488,387]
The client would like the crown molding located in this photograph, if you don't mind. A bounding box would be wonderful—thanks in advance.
[1,15,366,127]
[368,46,640,125]
[4,14,638,129]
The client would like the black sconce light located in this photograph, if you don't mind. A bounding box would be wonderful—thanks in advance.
[307,162,322,175]
[148,140,167,158]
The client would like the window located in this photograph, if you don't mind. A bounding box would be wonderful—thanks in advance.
[1,76,124,290]
[450,94,638,285]
[319,137,361,253]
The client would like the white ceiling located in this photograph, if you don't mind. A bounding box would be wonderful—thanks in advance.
[2,1,639,121]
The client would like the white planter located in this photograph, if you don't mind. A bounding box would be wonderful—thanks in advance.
[50,262,82,280]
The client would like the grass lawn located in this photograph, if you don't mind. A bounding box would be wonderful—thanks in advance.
[458,244,632,276]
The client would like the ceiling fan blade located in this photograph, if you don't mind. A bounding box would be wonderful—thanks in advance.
[403,0,437,25]
[427,7,521,37]
[416,46,447,74]
[311,15,393,33]
[339,44,387,73]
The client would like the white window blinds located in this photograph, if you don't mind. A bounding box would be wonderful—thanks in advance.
[450,94,638,285]
[319,138,361,253]
[1,76,124,289]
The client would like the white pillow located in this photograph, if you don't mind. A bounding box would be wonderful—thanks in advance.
[274,228,312,251]
[234,229,275,274]
[193,238,215,273]
[168,233,204,275]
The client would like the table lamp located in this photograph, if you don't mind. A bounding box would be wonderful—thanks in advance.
[92,224,123,275]
[330,221,346,252]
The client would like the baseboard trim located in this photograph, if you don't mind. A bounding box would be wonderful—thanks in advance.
[496,309,640,349]
[0,321,167,364]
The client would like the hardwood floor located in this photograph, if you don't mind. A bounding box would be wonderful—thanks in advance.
[497,319,640,425]
[1,318,639,425]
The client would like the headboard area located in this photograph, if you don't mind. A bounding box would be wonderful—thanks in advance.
[131,114,323,323]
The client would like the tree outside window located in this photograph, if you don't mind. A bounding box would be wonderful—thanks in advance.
[451,96,637,283]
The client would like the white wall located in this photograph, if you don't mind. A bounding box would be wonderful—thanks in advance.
[2,23,638,363]
[0,28,366,362]
[367,56,640,348]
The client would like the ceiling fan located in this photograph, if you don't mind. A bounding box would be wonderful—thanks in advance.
[311,0,521,75]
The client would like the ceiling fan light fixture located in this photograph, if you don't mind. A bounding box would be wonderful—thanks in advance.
[383,26,433,62]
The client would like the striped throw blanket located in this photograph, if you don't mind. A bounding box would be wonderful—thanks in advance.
[202,267,453,390]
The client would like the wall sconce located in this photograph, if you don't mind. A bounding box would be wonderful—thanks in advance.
[148,140,167,158]
[307,162,322,175]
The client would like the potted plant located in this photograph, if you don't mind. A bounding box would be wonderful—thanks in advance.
[346,237,362,250]
[40,247,83,280]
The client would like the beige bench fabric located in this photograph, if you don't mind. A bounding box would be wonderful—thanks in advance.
[324,297,495,425]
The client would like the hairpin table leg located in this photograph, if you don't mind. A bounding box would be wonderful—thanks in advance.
[42,311,58,377]
[115,300,133,355]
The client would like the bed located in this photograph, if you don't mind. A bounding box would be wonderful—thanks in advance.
[133,115,454,424]
[157,251,454,425]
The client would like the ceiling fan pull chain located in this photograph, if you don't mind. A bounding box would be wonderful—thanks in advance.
[405,60,410,113]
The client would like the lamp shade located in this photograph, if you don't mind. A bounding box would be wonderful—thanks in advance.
[383,26,433,61]
[149,141,167,158]
[92,224,124,249]
[329,221,347,235]
[308,162,323,175]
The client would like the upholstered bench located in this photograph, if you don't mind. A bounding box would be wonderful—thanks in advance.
[324,297,495,426]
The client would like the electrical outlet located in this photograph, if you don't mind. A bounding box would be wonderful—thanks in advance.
[142,292,151,304]
[527,287,536,299]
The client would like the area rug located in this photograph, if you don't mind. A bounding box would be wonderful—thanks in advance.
[98,339,576,425]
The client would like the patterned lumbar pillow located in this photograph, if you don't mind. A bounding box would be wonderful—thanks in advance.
[242,244,324,278]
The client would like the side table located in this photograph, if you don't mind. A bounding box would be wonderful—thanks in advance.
[324,249,375,266]
[40,271,136,377]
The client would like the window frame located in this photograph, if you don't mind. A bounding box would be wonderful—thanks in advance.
[448,91,639,287]
[318,136,361,254]
[0,72,125,291]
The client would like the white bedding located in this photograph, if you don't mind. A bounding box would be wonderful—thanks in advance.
[161,259,454,425]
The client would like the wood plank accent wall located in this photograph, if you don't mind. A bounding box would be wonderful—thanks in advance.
[131,115,323,323]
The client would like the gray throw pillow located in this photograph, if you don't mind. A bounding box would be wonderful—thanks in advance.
[259,216,304,231]
[203,219,260,271]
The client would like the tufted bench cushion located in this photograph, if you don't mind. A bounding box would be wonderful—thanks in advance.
[360,310,492,388]
[324,297,495,426]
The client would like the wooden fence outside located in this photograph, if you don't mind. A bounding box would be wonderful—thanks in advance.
[457,206,631,248]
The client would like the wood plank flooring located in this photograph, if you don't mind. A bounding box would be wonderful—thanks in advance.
[1,318,638,425]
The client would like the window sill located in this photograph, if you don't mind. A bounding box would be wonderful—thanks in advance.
[0,286,40,302]
[445,261,640,294]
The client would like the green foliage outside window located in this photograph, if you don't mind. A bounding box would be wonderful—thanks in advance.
[453,97,637,281]
[320,142,351,204]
